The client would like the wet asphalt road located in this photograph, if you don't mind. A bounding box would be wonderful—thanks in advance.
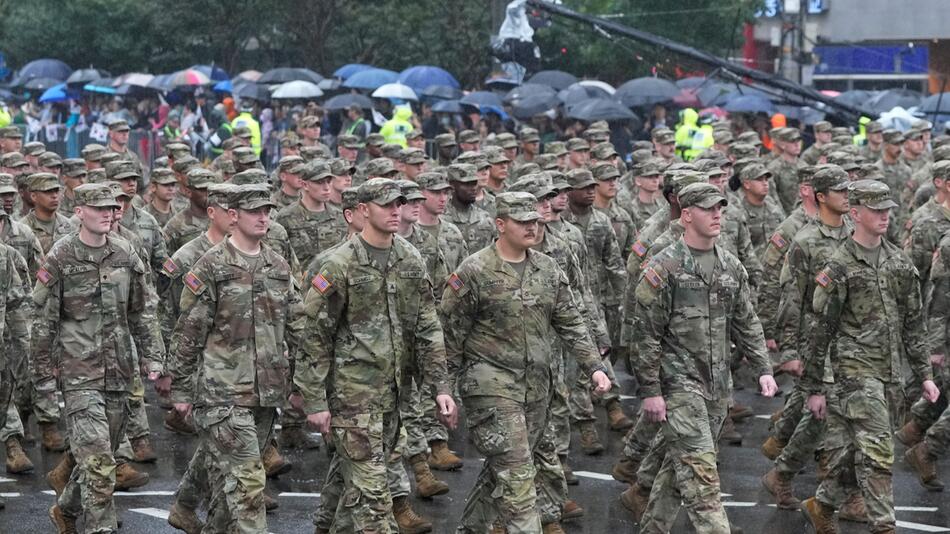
[1,369,948,534]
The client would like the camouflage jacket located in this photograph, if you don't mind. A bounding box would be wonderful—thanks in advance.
[163,208,209,256]
[629,205,673,264]
[766,157,804,215]
[901,197,940,247]
[631,238,771,400]
[596,202,637,262]
[0,243,30,372]
[906,203,950,288]
[272,188,300,210]
[617,186,665,230]
[263,220,300,276]
[121,206,169,283]
[563,205,628,306]
[440,245,606,403]
[757,207,814,339]
[19,211,77,254]
[419,219,468,273]
[402,224,449,297]
[742,196,787,256]
[168,239,303,407]
[875,158,912,203]
[32,234,164,393]
[275,200,347,276]
[0,215,44,281]
[924,233,950,354]
[144,202,175,228]
[805,237,931,393]
[295,234,450,417]
[57,191,78,218]
[719,202,764,286]
[158,233,216,344]
[442,200,496,253]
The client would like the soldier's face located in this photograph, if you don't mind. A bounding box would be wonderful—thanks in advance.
[422,188,449,215]
[451,181,478,204]
[885,143,902,159]
[635,174,660,193]
[742,175,770,199]
[867,132,883,145]
[31,189,60,212]
[655,142,674,159]
[536,198,553,224]
[460,142,479,153]
[852,205,889,236]
[232,206,271,239]
[344,208,365,232]
[338,146,357,162]
[551,191,569,212]
[118,177,137,197]
[684,205,722,238]
[281,172,303,191]
[305,178,333,203]
[110,130,129,147]
[498,217,538,250]
[208,206,234,233]
[569,150,589,167]
[153,182,177,202]
[490,162,508,181]
[816,131,832,144]
[820,189,850,214]
[363,200,403,234]
[595,177,618,199]
[331,174,352,193]
[63,174,86,191]
[404,162,425,179]
[568,185,596,207]
[476,166,490,186]
[0,192,13,212]
[783,140,801,156]
[503,147,518,161]
[79,205,115,235]
[190,188,208,210]
[400,199,422,224]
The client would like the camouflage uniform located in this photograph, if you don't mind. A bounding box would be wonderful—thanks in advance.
[766,156,804,215]
[275,200,347,279]
[907,203,950,290]
[419,219,468,273]
[740,195,786,256]
[719,199,764,287]
[910,234,950,440]
[443,200,496,253]
[758,206,814,340]
[163,208,210,256]
[20,210,77,254]
[0,241,29,475]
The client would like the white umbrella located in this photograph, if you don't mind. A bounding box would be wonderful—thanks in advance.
[113,72,154,88]
[578,80,615,95]
[372,83,418,101]
[271,80,323,99]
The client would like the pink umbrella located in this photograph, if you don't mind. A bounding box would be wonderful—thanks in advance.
[169,68,211,87]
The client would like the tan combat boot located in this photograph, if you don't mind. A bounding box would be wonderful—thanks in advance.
[729,403,754,422]
[719,417,742,446]
[561,499,584,520]
[760,436,786,461]
[769,408,783,427]
[905,441,944,491]
[895,419,925,447]
[837,492,867,523]
[5,437,33,474]
[801,497,838,534]
[427,440,462,471]
[131,435,157,463]
[605,399,634,431]
[46,452,77,497]
[262,439,293,478]
[392,495,433,533]
[761,468,800,509]
[559,454,578,486]
[620,484,651,523]
[578,421,604,455]
[164,409,196,435]
[115,462,150,490]
[39,422,67,452]
[279,425,320,450]
[264,491,279,512]
[167,501,203,534]
[409,453,449,498]
[49,505,78,534]
[611,456,640,484]
[541,522,566,534]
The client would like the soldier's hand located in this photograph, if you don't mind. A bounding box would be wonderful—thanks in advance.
[307,411,331,434]
[766,339,778,353]
[922,380,941,403]
[806,394,826,420]
[288,393,304,411]
[153,374,172,396]
[759,375,778,397]
[591,370,611,395]
[777,359,803,377]
[173,403,192,419]
[435,394,458,429]
[931,354,946,367]
[642,396,666,423]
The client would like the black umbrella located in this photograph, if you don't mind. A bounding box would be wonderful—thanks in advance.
[233,82,271,101]
[709,87,777,107]
[567,98,639,122]
[258,68,323,84]
[503,83,557,104]
[512,94,560,120]
[66,68,110,89]
[558,83,611,106]
[527,70,578,91]
[919,92,950,114]
[675,76,709,89]
[324,93,374,111]
[11,58,72,86]
[460,91,504,108]
[723,95,775,114]
[421,85,462,101]
[431,99,464,114]
[868,88,923,114]
[615,77,680,107]
[147,74,175,92]
[834,90,877,109]
[23,77,62,91]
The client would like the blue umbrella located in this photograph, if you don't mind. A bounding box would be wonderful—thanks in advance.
[421,85,462,102]
[39,83,69,103]
[432,99,464,114]
[11,58,72,86]
[460,91,504,108]
[333,63,374,80]
[83,79,117,94]
[723,95,775,114]
[342,68,399,90]
[479,105,509,121]
[512,94,559,120]
[189,64,229,81]
[398,65,460,92]
[566,98,639,122]
[213,80,233,93]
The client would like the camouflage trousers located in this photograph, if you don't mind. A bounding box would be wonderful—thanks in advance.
[639,392,731,534]
[403,377,449,458]
[549,351,572,457]
[194,405,275,534]
[0,399,23,442]
[775,389,851,478]
[772,379,809,444]
[457,395,563,534]
[923,401,950,456]
[816,378,901,533]
[0,369,12,432]
[115,374,150,464]
[568,352,620,423]
[59,390,129,533]
[622,408,660,463]
[908,370,948,430]
[174,439,211,511]
[602,302,623,351]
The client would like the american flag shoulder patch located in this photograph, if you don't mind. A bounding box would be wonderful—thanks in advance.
[815,269,832,288]
[162,257,178,275]
[448,272,464,292]
[36,267,52,285]
[311,273,332,294]
[632,241,647,257]
[769,233,787,250]
[184,271,205,294]
[644,267,663,288]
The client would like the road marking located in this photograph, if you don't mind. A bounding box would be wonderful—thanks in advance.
[720,493,732,497]
[43,490,176,496]
[619,395,636,401]
[0,477,14,483]
[279,492,322,498]
[897,507,940,512]
[0,493,21,497]
[755,414,772,420]
[572,471,615,481]
[130,508,279,533]
[896,520,950,533]
[722,502,756,507]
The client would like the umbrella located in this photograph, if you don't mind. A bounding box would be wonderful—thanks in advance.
[115,84,153,97]
[324,93,374,111]
[558,83,611,106]
[868,89,922,114]
[919,92,950,114]
[147,74,175,91]
[39,83,69,103]
[460,91,504,108]
[233,82,271,101]
[566,98,639,122]
[834,90,877,109]
[189,64,229,82]
[213,80,233,93]
[115,73,155,88]
[271,80,324,100]
[342,68,399,90]
[479,105,509,121]
[421,85,462,101]
[710,87,777,107]
[66,68,110,88]
[398,65,460,92]
[484,73,520,90]
[723,95,775,114]
[83,79,117,94]
[504,83,557,104]
[775,105,826,125]
[615,77,680,107]
[675,76,709,89]
[577,80,615,95]
[696,82,736,107]
[23,77,62,91]
[432,100,464,114]
[333,64,374,80]
[12,58,72,85]
[512,94,560,120]
[527,70,578,90]
[672,89,702,108]
[169,69,211,88]
[235,70,262,83]
[372,83,417,101]
[318,78,342,91]
[258,67,323,84]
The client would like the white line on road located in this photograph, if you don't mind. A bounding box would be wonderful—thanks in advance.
[897,507,940,512]
[43,490,176,497]
[619,395,636,401]
[278,492,322,498]
[722,502,757,507]
[754,414,772,420]
[572,471,615,481]
[0,493,21,497]
[896,520,950,533]
[0,477,14,483]
[130,508,279,533]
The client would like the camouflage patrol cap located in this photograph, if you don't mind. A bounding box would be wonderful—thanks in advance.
[150,167,177,185]
[797,165,818,184]
[678,182,728,209]
[583,128,610,143]
[38,151,62,168]
[697,149,730,167]
[631,148,655,165]
[400,148,427,165]
[484,147,510,165]
[434,133,457,148]
[534,154,559,171]
[865,120,883,134]
[0,126,22,139]
[297,115,321,129]
[495,133,519,149]
[813,121,833,133]
[519,127,540,143]
[108,119,130,132]
[358,178,405,205]
[739,162,771,182]
[221,137,243,150]
[831,126,851,137]
[303,162,334,182]
[455,151,490,170]
[232,184,277,210]
[381,143,403,159]
[774,128,801,142]
[365,157,398,178]
[165,142,191,158]
[447,163,478,183]
[669,171,707,195]
[397,179,426,201]
[912,119,933,132]
[905,128,924,141]
[365,133,386,147]
[232,125,253,139]
[512,163,541,180]
[695,159,726,177]
[566,168,596,189]
[566,138,590,152]
[817,142,843,156]
[931,160,950,181]
[0,173,15,194]
[634,158,663,176]
[278,155,307,174]
[341,187,360,211]
[729,143,758,159]
[172,155,200,174]
[826,151,859,171]
[496,191,542,221]
[545,170,570,192]
[105,180,131,200]
[300,144,331,160]
[810,165,850,192]
[831,135,853,146]
[22,141,45,156]
[206,183,236,208]
[458,130,480,144]
[233,146,259,165]
[85,168,107,183]
[75,183,120,207]
[406,129,423,141]
[416,171,451,191]
[591,142,618,160]
[848,179,897,209]
[545,141,568,156]
[279,132,301,149]
[105,159,140,180]
[62,158,88,178]
[933,145,950,163]
[186,168,219,189]
[216,158,237,175]
[337,134,361,149]
[81,143,107,161]
[508,174,556,200]
[651,128,674,145]
[591,162,621,181]
[230,168,269,185]
[713,130,734,145]
[933,135,950,149]
[329,158,355,176]
[882,129,905,145]
[736,131,762,146]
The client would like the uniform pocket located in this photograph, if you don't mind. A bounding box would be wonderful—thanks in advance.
[467,406,511,457]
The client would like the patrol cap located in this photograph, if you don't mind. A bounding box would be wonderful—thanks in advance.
[381,143,403,159]
[678,182,728,209]
[668,171,707,196]
[652,128,675,145]
[797,165,818,184]
[406,129,423,141]
[297,115,320,129]
[931,160,950,181]
[278,155,307,174]
[591,162,620,181]
[106,180,131,200]
[818,142,843,156]
[434,133,457,148]
[165,142,191,158]
[458,130,480,144]
[545,170,570,192]
[233,146,260,165]
[62,158,88,178]
[108,119,130,132]
[512,163,541,180]
[38,152,62,168]
[583,128,610,143]
[105,160,140,181]
[397,179,426,201]
[0,173,15,194]
[447,163,478,183]
[813,121,833,133]
[75,183,120,207]
[882,129,905,145]
[739,162,771,182]
[631,148,655,165]
[566,168,596,189]
[173,155,200,174]
[591,142,618,160]
[495,133,518,149]
[216,158,236,175]
[0,126,22,139]
[534,154,559,171]
[697,148,730,167]
[81,143,107,161]
[729,143,758,159]
[933,135,950,150]
[495,191,542,221]
[848,179,897,209]
[231,184,276,210]
[186,167,219,189]
[337,134,361,149]
[832,135,853,146]
[22,141,46,156]
[905,128,924,141]
[519,127,540,143]
[416,171,451,191]
[303,162,334,182]
[365,157,398,178]
[736,131,762,146]
[634,158,663,176]
[696,159,726,178]
[455,151,490,170]
[341,187,360,211]
[206,183,236,208]
[400,148,427,165]
[358,178,405,205]
[913,119,933,132]
[230,168,269,185]
[713,130,734,145]
[365,133,385,147]
[150,167,177,185]
[85,168,107,184]
[300,144,331,161]
[865,120,884,134]
[508,174,556,200]
[484,147,510,164]
[221,137,243,150]
[329,158,355,176]
[811,165,850,192]
[566,138,589,152]
[545,141,568,156]
[826,151,859,171]
[279,133,301,148]
[774,128,802,142]
[233,125,253,140]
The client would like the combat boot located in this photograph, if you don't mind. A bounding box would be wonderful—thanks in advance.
[392,495,433,534]
[264,492,279,512]
[769,408,783,427]
[314,529,330,534]
[541,522,566,534]
[760,436,786,461]
[39,422,67,452]
[719,418,742,446]
[578,422,604,455]
[46,452,77,497]
[279,425,321,450]
[167,501,203,534]
[409,453,449,498]
[49,505,78,534]
[490,524,506,534]
[619,484,651,523]
[262,439,293,478]
[561,499,584,520]
[801,497,838,534]
[164,409,196,435]
[605,399,634,431]
[761,468,800,509]
[611,456,639,484]
[19,409,34,444]
[559,455,578,485]
[895,419,925,447]
[816,451,831,481]
[115,462,149,490]
[905,441,944,491]
[5,437,33,474]
[837,493,867,523]
[729,403,754,422]
[131,435,157,463]
[427,440,462,471]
